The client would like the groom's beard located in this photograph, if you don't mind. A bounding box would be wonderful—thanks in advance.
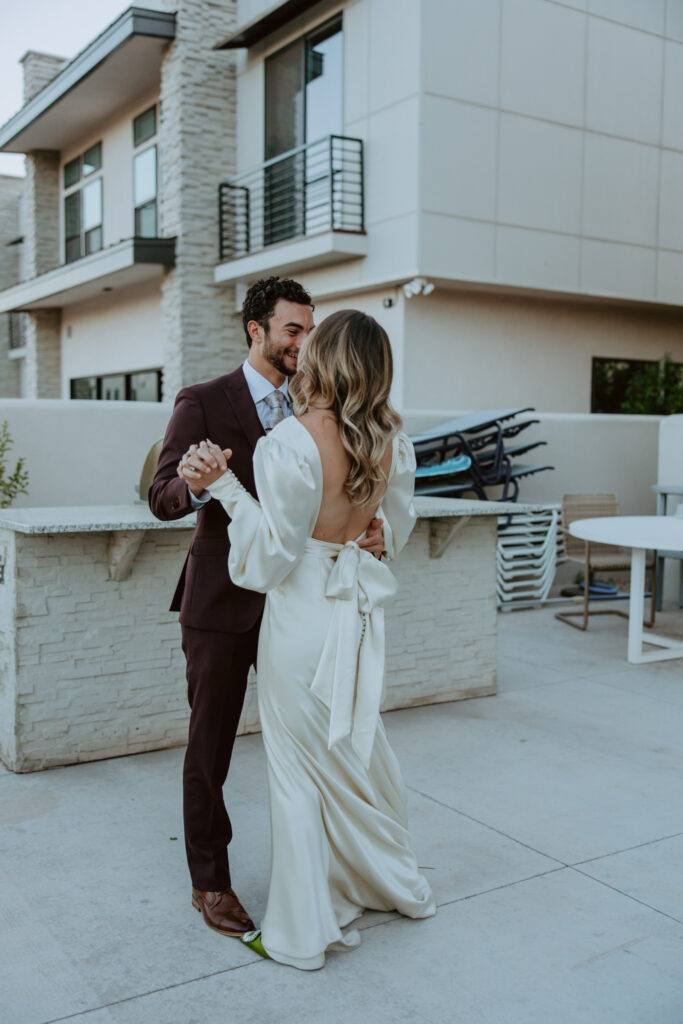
[263,333,298,378]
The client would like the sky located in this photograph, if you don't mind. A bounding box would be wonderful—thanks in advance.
[0,0,165,177]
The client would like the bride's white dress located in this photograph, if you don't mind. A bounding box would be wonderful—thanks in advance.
[208,416,435,969]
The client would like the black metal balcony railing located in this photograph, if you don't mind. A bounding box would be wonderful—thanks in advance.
[219,134,364,261]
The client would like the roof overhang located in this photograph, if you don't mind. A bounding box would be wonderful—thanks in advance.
[0,237,175,312]
[0,7,176,154]
[214,0,324,49]
[214,229,366,285]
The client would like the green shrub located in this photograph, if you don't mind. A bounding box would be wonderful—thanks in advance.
[620,355,683,416]
[0,420,29,508]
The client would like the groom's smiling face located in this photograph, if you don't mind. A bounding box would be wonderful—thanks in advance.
[249,299,315,382]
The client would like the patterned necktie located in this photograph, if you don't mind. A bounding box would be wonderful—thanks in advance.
[263,389,287,431]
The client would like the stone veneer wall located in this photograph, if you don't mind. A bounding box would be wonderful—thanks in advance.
[0,176,24,397]
[0,517,497,772]
[19,54,66,399]
[23,310,62,398]
[158,0,245,398]
[21,51,68,104]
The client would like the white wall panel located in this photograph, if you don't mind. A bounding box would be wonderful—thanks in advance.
[581,238,657,299]
[500,0,586,127]
[585,18,663,145]
[421,0,500,107]
[588,0,665,34]
[667,0,683,40]
[656,249,683,303]
[582,134,659,246]
[658,149,683,250]
[496,226,581,292]
[421,97,498,221]
[661,41,683,150]
[420,213,496,283]
[497,114,583,234]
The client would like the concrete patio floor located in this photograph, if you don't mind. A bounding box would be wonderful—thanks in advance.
[2,604,683,1024]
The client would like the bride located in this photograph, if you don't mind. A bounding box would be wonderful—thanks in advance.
[196,309,435,969]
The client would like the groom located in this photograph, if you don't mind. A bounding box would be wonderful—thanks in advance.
[149,276,384,938]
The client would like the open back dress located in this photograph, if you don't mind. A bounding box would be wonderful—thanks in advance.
[207,415,435,970]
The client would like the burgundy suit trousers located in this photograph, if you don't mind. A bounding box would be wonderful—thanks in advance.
[181,621,260,891]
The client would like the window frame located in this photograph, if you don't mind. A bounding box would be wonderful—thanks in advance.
[133,104,159,239]
[591,355,683,414]
[133,143,158,238]
[70,368,163,403]
[62,141,103,264]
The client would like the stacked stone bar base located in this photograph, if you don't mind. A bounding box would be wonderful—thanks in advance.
[0,500,516,772]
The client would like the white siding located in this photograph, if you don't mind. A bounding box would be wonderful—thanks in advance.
[59,90,160,257]
[60,280,163,396]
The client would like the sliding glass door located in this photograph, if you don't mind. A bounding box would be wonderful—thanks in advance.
[264,17,342,246]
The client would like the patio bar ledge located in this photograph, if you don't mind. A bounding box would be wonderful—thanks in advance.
[0,498,538,772]
[0,496,542,535]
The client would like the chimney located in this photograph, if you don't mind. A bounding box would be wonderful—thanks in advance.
[20,51,68,104]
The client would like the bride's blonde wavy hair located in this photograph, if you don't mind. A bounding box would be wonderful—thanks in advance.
[290,309,402,508]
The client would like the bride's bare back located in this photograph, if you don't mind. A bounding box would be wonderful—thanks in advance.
[298,410,393,543]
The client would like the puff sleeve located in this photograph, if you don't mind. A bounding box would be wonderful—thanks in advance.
[377,432,417,560]
[207,428,322,593]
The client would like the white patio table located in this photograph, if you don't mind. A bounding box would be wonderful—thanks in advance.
[570,516,683,664]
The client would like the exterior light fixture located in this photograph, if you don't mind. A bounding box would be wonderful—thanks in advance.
[402,277,435,298]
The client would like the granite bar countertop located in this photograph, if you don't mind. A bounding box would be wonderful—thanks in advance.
[0,498,548,535]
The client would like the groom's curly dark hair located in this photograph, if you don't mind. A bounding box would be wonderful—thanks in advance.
[242,276,314,347]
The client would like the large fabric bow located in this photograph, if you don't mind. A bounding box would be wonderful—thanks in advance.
[310,542,399,767]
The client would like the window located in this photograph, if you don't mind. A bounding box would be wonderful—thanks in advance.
[71,376,98,400]
[102,374,126,401]
[130,370,161,401]
[133,106,156,147]
[134,146,157,236]
[591,356,683,415]
[82,142,102,176]
[70,369,163,402]
[64,157,80,188]
[64,192,81,263]
[63,141,103,263]
[83,179,103,255]
[263,16,343,244]
[133,105,158,238]
[8,312,26,350]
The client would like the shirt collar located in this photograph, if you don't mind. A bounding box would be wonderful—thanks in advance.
[242,358,290,405]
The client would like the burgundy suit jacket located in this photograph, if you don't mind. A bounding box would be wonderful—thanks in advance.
[148,366,266,634]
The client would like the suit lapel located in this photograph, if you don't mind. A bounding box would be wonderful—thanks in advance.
[221,365,265,452]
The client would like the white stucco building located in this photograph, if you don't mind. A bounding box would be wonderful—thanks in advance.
[0,0,682,421]
[216,0,683,420]
[0,1,242,402]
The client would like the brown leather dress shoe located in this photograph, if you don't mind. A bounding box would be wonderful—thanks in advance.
[192,887,255,937]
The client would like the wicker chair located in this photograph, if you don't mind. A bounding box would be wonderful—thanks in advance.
[555,493,656,631]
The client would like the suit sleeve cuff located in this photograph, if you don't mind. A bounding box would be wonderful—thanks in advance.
[188,486,211,509]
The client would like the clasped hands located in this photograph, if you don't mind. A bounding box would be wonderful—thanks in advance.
[178,440,231,495]
[177,440,385,558]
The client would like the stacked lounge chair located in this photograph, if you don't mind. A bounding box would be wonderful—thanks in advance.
[496,505,567,608]
[410,410,560,608]
[410,408,553,503]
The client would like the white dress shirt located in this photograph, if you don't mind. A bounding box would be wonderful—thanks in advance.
[189,360,293,507]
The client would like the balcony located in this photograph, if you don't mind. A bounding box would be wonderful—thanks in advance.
[0,237,175,313]
[214,135,367,285]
